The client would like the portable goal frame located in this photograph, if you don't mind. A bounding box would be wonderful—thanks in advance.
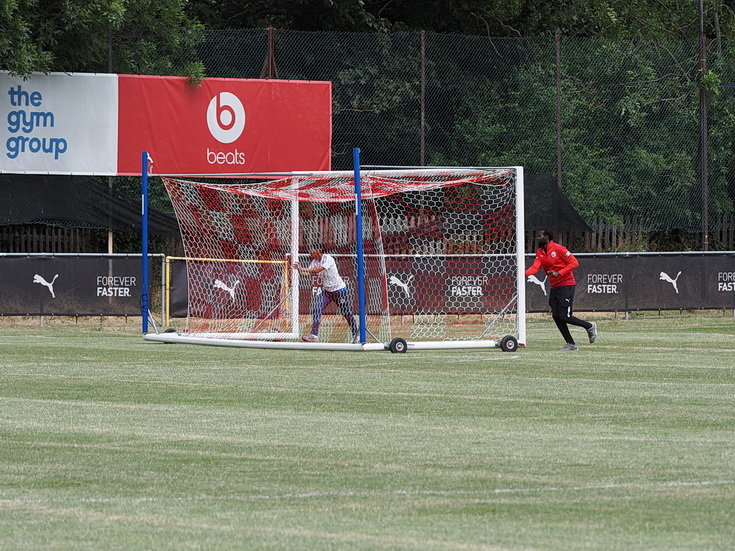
[142,150,526,352]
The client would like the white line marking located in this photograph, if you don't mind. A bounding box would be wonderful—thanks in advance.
[2,480,732,505]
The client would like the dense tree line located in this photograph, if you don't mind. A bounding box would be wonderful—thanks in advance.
[190,0,735,40]
[3,1,735,76]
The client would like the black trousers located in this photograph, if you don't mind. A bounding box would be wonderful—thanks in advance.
[549,284,592,344]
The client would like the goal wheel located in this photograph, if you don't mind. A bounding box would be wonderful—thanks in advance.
[389,337,408,354]
[500,335,518,352]
[161,327,178,344]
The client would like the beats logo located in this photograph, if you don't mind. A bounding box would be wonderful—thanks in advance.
[206,92,245,144]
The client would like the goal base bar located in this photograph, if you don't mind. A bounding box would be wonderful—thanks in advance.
[180,331,299,341]
[406,340,524,350]
[144,333,522,352]
[144,332,385,351]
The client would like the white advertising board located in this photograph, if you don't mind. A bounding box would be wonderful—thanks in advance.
[1,72,118,175]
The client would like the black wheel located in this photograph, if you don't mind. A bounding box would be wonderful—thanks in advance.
[389,337,408,354]
[163,327,178,334]
[500,335,518,352]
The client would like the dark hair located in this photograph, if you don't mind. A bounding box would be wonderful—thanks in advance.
[539,229,554,241]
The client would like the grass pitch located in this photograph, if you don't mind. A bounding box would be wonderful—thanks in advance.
[1,314,734,550]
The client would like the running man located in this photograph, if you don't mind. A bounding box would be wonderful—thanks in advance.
[526,229,597,351]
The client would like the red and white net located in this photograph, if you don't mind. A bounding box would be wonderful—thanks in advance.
[162,168,519,343]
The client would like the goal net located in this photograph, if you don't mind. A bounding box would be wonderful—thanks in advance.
[157,167,525,350]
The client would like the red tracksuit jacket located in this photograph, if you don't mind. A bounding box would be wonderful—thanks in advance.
[525,240,579,289]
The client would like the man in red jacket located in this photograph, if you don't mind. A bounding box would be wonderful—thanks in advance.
[526,229,597,351]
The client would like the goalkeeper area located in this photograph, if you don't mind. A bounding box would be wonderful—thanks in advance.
[145,165,525,352]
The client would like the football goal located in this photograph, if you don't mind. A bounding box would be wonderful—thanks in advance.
[145,161,525,352]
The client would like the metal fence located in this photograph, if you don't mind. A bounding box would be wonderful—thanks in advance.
[161,30,733,237]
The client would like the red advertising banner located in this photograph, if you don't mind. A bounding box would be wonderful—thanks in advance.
[1,72,331,176]
[117,75,332,176]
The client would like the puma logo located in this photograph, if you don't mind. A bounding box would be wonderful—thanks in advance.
[526,274,547,296]
[214,279,239,300]
[33,274,59,298]
[659,271,681,294]
[389,274,414,298]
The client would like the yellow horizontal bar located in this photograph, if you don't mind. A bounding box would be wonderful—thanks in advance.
[166,256,286,265]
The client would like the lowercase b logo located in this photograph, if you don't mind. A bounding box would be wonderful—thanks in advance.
[207,92,245,144]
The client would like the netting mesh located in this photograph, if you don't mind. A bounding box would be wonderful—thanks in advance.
[168,29,735,247]
[162,168,520,344]
[10,30,735,254]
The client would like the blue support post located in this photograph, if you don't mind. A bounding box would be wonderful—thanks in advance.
[141,151,150,333]
[353,148,367,344]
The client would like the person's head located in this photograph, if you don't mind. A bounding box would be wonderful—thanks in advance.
[308,248,323,261]
[536,229,553,248]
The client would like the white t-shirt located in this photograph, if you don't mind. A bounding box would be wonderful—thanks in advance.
[309,254,346,292]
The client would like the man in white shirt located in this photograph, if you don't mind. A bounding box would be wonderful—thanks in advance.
[293,248,358,343]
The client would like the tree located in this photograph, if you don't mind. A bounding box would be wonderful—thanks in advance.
[0,0,203,76]
[188,0,386,32]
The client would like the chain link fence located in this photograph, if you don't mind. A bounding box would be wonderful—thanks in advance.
[114,29,735,249]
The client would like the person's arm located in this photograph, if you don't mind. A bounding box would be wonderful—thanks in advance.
[294,263,325,275]
[294,262,326,290]
[294,262,324,275]
[525,254,542,277]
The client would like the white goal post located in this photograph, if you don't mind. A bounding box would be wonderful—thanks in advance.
[144,154,525,352]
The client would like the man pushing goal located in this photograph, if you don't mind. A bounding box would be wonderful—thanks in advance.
[293,248,359,344]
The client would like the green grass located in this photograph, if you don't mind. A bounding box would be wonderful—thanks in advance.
[1,315,734,550]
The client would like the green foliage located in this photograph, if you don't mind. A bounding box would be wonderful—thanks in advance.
[420,35,711,231]
[0,0,54,75]
[184,60,206,86]
[188,0,387,32]
[699,68,722,95]
[0,0,203,76]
